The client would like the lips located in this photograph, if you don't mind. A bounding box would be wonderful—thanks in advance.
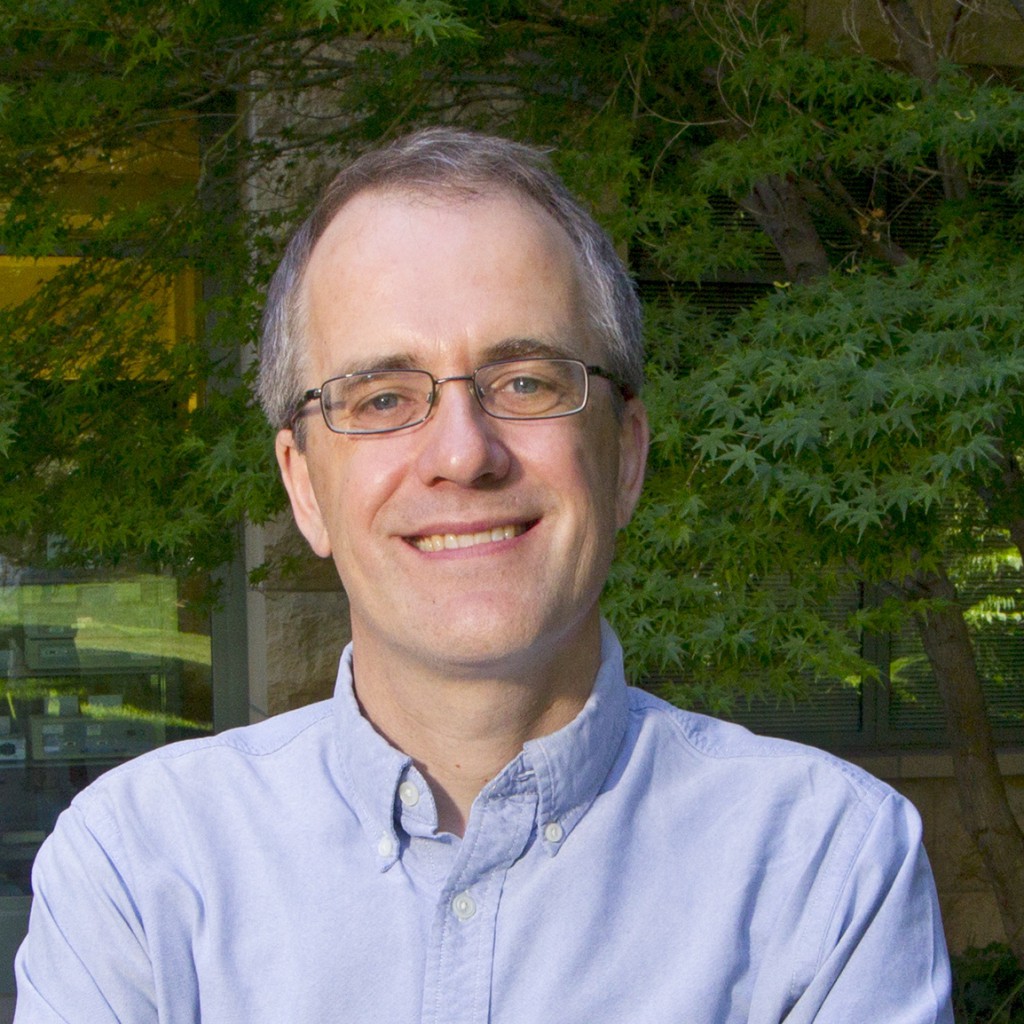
[408,522,531,552]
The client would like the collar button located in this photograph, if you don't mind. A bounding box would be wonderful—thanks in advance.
[543,821,564,844]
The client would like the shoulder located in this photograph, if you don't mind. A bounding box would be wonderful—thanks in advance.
[623,685,900,815]
[114,697,333,767]
[618,688,931,932]
[71,700,337,820]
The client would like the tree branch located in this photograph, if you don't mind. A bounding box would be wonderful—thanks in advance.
[877,0,970,200]
[876,0,938,83]
[801,168,911,268]
[739,174,830,283]
[943,1,970,55]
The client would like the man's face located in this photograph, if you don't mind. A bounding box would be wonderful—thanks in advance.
[276,189,647,681]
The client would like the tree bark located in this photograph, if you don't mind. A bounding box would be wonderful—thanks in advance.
[911,569,1024,968]
[740,174,831,283]
[877,0,970,200]
[877,0,939,84]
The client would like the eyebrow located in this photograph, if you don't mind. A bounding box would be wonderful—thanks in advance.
[327,336,582,378]
[331,353,422,376]
[481,337,579,363]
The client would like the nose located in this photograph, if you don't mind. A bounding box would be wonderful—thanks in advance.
[413,376,511,487]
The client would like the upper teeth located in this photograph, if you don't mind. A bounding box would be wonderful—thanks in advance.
[412,524,523,552]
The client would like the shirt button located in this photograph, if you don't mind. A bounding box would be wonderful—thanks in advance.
[451,891,477,921]
[398,781,420,807]
[543,821,564,844]
[378,834,395,857]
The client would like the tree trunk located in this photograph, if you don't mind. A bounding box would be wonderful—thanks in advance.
[877,0,939,84]
[911,569,1024,968]
[740,174,831,284]
[877,0,970,201]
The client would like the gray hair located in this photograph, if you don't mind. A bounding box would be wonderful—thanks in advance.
[257,127,643,432]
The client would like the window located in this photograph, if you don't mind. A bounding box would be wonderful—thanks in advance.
[0,564,213,897]
[709,564,1024,751]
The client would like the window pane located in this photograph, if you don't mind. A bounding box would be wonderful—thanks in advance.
[652,581,867,743]
[0,563,212,896]
[887,556,1024,738]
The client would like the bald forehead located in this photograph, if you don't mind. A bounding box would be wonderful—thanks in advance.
[299,189,588,364]
[307,184,577,272]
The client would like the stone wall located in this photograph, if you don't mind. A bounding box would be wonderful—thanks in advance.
[249,513,350,719]
[856,752,1024,955]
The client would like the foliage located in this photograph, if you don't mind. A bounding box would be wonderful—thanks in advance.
[4,0,1024,703]
[604,299,874,710]
[953,945,1024,1024]
[691,254,1024,574]
[0,0,472,584]
[592,3,1024,711]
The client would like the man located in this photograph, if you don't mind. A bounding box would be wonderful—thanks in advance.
[15,128,953,1022]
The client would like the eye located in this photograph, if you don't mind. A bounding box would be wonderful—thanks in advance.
[488,368,561,397]
[322,371,431,431]
[366,391,402,412]
[505,374,546,395]
[351,385,420,419]
[475,359,585,419]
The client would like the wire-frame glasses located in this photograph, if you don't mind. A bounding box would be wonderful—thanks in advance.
[289,357,629,436]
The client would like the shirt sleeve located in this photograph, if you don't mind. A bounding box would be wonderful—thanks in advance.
[773,790,954,1024]
[13,800,159,1024]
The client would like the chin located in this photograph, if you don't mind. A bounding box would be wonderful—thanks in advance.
[426,607,591,673]
[424,626,537,670]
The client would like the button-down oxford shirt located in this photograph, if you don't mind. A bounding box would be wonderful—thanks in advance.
[16,624,953,1023]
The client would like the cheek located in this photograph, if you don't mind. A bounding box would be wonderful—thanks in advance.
[550,409,618,478]
[307,447,403,547]
[582,419,625,501]
[555,436,623,542]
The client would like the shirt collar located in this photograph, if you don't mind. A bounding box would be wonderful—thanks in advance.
[331,620,630,862]
[331,662,411,868]
[519,620,630,853]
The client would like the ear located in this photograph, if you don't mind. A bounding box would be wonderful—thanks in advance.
[275,429,333,558]
[615,399,649,529]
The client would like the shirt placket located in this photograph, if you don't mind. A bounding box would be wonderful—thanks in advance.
[419,773,538,1024]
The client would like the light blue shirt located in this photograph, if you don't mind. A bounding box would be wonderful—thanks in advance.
[16,625,952,1023]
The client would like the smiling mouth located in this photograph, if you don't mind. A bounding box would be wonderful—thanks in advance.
[409,523,531,553]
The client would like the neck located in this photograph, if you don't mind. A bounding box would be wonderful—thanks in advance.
[350,620,602,837]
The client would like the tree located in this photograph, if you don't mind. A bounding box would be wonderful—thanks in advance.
[0,0,472,581]
[4,0,1024,962]
[601,0,1024,965]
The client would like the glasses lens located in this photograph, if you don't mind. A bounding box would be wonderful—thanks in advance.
[322,370,433,433]
[476,359,586,419]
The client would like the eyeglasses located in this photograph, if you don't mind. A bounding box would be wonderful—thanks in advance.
[289,357,630,436]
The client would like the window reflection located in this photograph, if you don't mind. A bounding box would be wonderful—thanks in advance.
[0,566,212,896]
